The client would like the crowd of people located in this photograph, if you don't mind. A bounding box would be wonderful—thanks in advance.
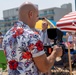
[0,1,76,75]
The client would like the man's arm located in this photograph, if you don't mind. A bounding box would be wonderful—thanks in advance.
[33,45,62,73]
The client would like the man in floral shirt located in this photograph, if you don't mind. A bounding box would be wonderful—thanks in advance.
[2,2,62,75]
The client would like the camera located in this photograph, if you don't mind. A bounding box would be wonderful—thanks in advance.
[44,28,65,56]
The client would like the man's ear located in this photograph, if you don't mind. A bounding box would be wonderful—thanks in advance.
[28,10,33,18]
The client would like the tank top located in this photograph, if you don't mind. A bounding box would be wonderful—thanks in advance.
[68,35,73,42]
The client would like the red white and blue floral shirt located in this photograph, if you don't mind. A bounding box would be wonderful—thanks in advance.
[2,21,45,75]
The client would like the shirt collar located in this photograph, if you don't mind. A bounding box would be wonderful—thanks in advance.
[42,29,47,32]
[17,20,31,30]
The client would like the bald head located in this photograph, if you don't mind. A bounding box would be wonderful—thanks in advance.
[18,2,38,28]
[19,2,38,14]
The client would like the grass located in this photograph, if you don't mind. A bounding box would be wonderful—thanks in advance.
[0,50,7,70]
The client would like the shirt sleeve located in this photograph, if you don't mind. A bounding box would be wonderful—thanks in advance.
[29,33,45,57]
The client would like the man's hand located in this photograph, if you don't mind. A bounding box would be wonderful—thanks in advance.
[53,45,63,57]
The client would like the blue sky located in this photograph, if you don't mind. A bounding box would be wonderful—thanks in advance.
[0,0,75,19]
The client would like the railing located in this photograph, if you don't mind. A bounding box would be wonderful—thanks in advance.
[39,12,55,17]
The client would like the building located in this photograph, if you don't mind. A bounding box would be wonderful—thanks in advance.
[2,7,19,34]
[3,7,18,20]
[0,20,5,34]
[0,3,72,35]
[75,0,76,10]
[39,3,72,22]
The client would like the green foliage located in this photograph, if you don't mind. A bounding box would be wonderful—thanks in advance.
[0,50,7,70]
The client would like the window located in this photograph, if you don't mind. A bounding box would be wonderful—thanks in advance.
[44,10,47,15]
[49,9,54,14]
[16,8,18,11]
[12,16,16,20]
[50,16,54,20]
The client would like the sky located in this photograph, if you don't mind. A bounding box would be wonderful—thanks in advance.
[0,0,75,19]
